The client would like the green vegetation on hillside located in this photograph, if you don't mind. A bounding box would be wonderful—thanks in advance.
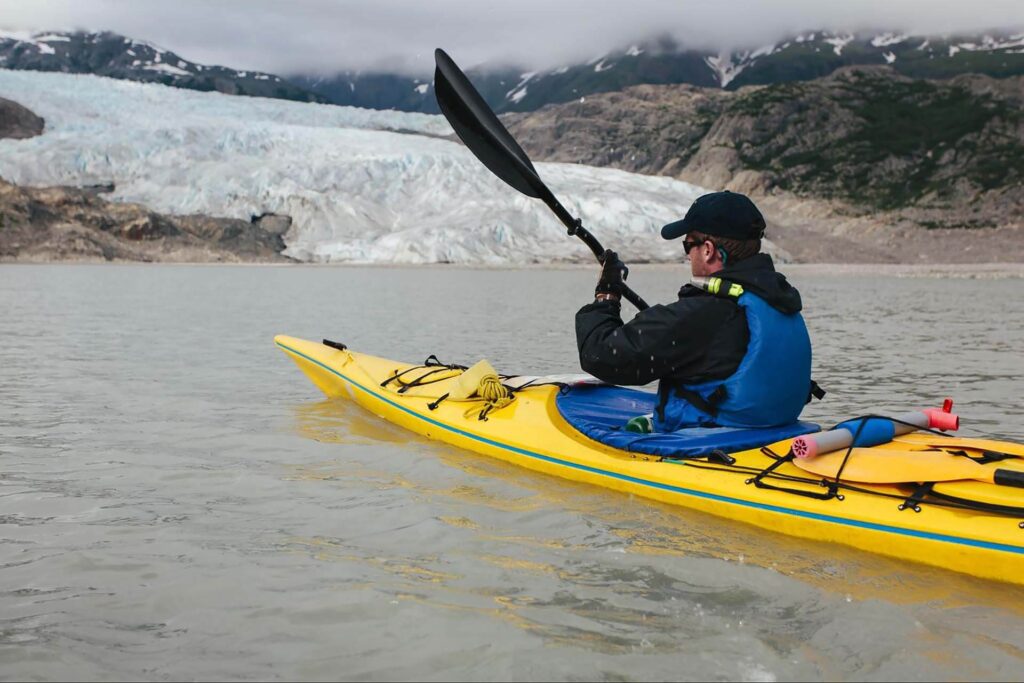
[897,51,1024,81]
[731,70,1024,210]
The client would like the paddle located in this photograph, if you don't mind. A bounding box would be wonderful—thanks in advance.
[793,448,1024,488]
[893,434,1024,458]
[433,48,649,311]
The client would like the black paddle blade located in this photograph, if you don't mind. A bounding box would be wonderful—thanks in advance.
[434,48,545,199]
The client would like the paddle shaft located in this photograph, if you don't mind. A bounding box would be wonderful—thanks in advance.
[992,468,1024,487]
[544,194,640,288]
[433,48,648,310]
[481,132,649,309]
[491,138,620,265]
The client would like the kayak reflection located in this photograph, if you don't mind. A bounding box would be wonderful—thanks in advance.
[291,396,1024,610]
[290,398,415,446]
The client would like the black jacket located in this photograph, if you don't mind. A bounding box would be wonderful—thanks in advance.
[575,254,803,386]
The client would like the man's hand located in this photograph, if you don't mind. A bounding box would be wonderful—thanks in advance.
[595,249,628,298]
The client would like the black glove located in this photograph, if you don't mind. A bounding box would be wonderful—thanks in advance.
[595,249,628,297]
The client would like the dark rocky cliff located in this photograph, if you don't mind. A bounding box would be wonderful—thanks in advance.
[0,97,45,139]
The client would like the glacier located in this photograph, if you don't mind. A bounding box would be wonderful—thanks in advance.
[0,69,771,265]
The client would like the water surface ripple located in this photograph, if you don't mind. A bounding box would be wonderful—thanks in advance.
[1,264,1022,681]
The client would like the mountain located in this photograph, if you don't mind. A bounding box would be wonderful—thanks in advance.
[723,31,1024,87]
[502,66,1024,230]
[5,28,1021,115]
[291,72,445,114]
[0,30,324,103]
[294,30,1024,113]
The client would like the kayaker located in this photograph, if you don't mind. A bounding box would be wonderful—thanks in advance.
[575,191,816,432]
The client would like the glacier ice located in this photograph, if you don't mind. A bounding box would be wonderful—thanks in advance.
[0,69,782,264]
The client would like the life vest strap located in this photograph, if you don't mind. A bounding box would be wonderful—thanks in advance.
[660,383,728,419]
[807,380,826,403]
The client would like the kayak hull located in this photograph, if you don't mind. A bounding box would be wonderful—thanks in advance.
[276,335,1024,585]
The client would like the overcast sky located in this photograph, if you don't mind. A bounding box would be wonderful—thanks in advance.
[2,0,1023,76]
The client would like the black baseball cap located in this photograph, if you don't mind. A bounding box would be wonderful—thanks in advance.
[661,191,766,241]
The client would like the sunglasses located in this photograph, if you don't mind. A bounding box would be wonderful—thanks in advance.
[683,237,710,254]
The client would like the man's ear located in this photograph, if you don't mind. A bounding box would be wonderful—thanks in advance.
[704,242,720,264]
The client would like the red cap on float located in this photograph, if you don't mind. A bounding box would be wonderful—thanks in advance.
[923,408,959,432]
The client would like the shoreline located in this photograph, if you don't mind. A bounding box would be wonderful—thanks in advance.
[2,260,1022,277]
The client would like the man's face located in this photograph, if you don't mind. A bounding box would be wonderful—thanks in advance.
[684,236,715,277]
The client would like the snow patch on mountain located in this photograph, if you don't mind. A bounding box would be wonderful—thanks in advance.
[1000,33,1024,48]
[0,30,60,54]
[950,34,1024,53]
[871,32,908,47]
[146,62,190,76]
[506,71,536,103]
[0,29,37,42]
[0,69,726,265]
[824,33,854,56]
[705,53,749,88]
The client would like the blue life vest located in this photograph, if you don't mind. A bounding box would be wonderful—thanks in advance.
[655,288,812,431]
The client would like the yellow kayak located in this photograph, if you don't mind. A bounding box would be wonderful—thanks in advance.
[275,335,1024,585]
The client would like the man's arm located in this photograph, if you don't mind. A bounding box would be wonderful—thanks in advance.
[575,298,720,386]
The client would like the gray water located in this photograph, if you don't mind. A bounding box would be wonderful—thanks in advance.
[1,263,1023,681]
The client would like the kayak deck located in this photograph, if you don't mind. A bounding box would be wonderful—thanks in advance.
[275,335,1024,586]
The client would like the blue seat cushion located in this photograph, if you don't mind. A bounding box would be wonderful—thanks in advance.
[555,384,819,458]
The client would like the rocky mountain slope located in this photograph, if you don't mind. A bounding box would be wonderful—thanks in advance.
[504,67,1023,223]
[295,30,1024,113]
[0,30,322,103]
[502,66,1024,262]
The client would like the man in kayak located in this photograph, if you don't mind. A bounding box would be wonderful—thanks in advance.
[575,191,816,432]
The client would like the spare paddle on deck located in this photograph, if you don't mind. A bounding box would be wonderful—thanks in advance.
[433,48,649,311]
[793,448,1024,487]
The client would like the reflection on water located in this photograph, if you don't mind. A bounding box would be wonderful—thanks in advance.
[290,398,415,446]
[1,264,1022,681]
[372,404,1024,603]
